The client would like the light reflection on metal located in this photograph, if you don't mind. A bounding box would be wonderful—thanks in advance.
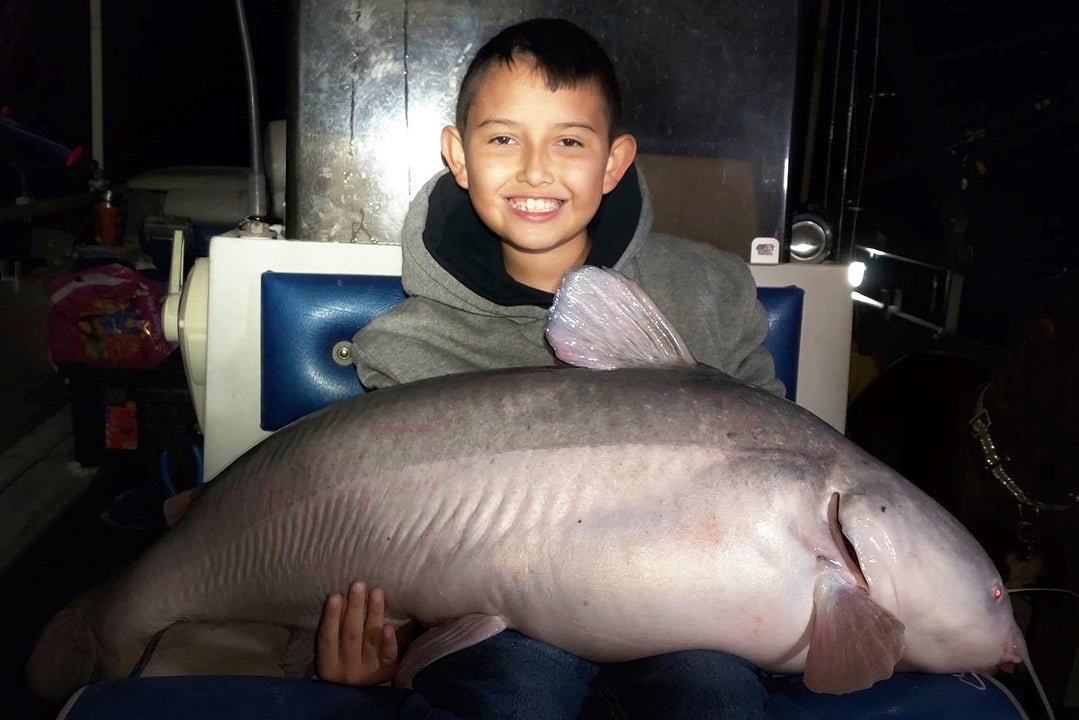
[289,1,801,248]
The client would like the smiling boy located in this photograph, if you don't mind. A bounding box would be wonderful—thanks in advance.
[319,17,779,719]
[346,18,782,396]
[441,50,636,294]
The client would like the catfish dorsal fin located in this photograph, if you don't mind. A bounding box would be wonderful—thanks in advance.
[546,267,696,370]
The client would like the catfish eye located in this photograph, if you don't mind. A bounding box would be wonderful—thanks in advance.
[991,584,1004,601]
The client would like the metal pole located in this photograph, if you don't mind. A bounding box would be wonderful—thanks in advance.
[89,0,104,170]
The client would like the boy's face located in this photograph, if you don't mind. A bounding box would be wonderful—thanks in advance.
[441,58,635,282]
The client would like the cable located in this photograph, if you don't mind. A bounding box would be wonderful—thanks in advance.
[234,0,268,220]
[849,0,883,250]
[1009,587,1079,601]
[836,0,862,257]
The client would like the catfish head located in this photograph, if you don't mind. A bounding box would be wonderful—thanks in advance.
[545,266,1037,703]
[833,477,1022,677]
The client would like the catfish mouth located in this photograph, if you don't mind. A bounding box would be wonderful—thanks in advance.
[828,492,870,592]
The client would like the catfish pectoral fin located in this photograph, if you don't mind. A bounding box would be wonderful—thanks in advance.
[803,571,905,694]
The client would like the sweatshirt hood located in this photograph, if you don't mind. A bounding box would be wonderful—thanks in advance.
[400,164,653,318]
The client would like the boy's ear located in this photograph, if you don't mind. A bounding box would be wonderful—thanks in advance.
[602,133,638,194]
[441,126,469,189]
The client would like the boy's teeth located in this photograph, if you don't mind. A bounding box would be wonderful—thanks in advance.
[511,198,562,212]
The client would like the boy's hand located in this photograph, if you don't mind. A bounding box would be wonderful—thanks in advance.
[316,581,402,686]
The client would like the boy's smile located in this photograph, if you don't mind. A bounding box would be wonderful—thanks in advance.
[506,197,564,215]
[441,57,636,292]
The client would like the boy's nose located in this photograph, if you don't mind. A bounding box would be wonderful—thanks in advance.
[517,147,553,185]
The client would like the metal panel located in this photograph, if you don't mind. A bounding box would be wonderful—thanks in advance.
[289,0,800,248]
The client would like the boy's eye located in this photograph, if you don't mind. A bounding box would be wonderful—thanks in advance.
[557,138,584,147]
[489,135,514,145]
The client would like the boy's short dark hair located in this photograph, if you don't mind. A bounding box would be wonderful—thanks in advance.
[456,18,623,140]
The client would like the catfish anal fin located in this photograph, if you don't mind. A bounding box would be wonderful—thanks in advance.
[803,572,905,694]
[394,614,507,689]
[281,626,315,677]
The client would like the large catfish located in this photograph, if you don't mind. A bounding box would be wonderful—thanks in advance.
[27,267,1045,711]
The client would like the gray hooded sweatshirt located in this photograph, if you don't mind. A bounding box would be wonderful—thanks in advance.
[351,166,784,397]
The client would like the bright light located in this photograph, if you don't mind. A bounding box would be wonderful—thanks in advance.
[848,261,867,288]
[851,291,884,309]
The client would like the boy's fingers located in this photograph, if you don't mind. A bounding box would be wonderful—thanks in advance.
[316,593,344,676]
[342,581,368,647]
[380,623,398,664]
[365,587,386,636]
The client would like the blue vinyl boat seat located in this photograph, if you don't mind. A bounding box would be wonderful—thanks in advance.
[258,272,804,431]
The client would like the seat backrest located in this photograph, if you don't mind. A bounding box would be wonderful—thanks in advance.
[261,272,406,430]
[260,272,803,431]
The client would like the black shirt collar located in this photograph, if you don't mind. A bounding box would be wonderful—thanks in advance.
[423,164,642,308]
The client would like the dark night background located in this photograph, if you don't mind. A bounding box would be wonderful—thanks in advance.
[1,0,288,185]
[801,0,1077,353]
[2,0,1075,350]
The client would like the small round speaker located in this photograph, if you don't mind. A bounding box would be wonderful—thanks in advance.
[789,214,833,263]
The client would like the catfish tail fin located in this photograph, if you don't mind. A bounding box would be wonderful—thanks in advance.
[25,591,100,704]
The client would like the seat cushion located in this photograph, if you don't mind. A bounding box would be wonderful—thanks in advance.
[261,272,405,430]
[261,275,803,430]
[757,285,803,400]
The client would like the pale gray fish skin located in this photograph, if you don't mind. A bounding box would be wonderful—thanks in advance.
[26,363,1020,703]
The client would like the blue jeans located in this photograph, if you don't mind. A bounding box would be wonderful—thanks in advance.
[399,630,768,720]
